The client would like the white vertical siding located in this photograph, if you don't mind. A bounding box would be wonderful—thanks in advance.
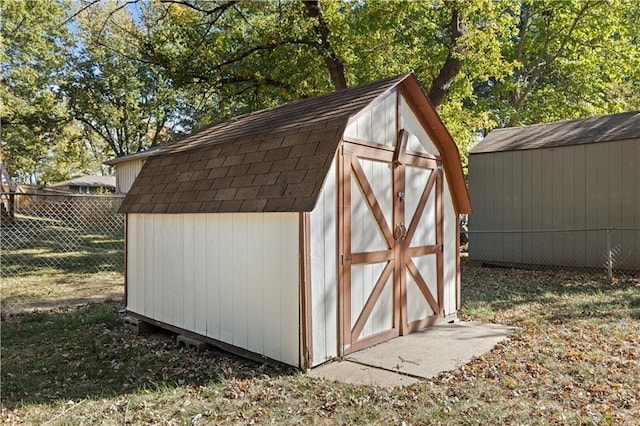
[351,159,393,252]
[344,93,397,146]
[442,174,458,316]
[127,212,301,367]
[400,95,438,156]
[115,159,144,193]
[310,158,338,366]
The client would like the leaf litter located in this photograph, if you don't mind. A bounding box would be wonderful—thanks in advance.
[1,265,639,424]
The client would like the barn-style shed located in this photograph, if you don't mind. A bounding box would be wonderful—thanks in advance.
[120,73,471,368]
[469,111,640,271]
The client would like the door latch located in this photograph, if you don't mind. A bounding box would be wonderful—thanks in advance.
[394,223,407,241]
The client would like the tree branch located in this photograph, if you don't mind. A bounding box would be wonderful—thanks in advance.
[428,7,467,107]
[159,0,239,15]
[303,0,347,90]
[509,1,601,124]
[63,0,103,26]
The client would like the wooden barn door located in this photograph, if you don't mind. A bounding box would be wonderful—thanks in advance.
[400,156,444,334]
[339,139,443,355]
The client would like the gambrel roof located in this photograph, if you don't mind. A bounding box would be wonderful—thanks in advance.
[472,110,640,154]
[120,73,470,214]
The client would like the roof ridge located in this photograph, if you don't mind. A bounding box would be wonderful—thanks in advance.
[195,73,409,128]
[155,73,412,156]
[495,110,640,132]
[472,110,640,153]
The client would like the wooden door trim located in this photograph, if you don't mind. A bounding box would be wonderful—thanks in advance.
[405,245,440,258]
[347,329,398,354]
[343,141,394,162]
[299,212,313,369]
[351,249,394,264]
[350,260,395,342]
[350,156,395,247]
[456,218,461,311]
[436,169,444,314]
[394,162,406,335]
[406,258,440,314]
[338,150,351,349]
[404,168,438,246]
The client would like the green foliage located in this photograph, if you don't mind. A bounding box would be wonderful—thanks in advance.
[63,2,189,158]
[482,0,640,127]
[0,0,97,183]
[2,0,639,181]
[136,0,523,169]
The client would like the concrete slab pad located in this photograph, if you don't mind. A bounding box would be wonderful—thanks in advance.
[308,321,514,387]
[307,360,421,388]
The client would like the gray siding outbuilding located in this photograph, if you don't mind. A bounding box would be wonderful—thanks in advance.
[468,111,640,271]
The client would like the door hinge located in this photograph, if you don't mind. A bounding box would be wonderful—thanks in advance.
[439,244,444,253]
[341,254,352,264]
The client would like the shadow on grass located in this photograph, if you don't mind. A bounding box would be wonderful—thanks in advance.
[1,215,124,277]
[1,249,124,277]
[1,292,124,316]
[460,263,640,323]
[0,302,296,409]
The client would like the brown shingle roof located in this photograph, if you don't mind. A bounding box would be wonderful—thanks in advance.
[120,73,471,214]
[471,110,640,153]
[119,75,407,214]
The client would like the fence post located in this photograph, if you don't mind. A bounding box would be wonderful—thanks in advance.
[606,228,613,281]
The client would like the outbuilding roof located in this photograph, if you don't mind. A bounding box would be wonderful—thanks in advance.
[50,175,116,190]
[120,73,470,214]
[104,144,166,166]
[471,110,640,154]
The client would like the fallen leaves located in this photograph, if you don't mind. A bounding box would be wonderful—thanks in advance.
[2,267,640,424]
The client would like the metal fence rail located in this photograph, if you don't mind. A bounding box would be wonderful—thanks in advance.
[467,227,640,281]
[1,192,125,314]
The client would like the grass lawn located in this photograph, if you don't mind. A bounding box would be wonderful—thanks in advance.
[1,214,124,314]
[1,264,639,425]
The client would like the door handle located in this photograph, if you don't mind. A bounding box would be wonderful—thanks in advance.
[394,223,407,241]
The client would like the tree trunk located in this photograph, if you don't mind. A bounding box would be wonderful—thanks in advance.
[303,0,348,90]
[428,8,467,107]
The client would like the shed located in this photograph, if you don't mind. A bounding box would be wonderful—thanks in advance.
[468,111,640,271]
[105,145,165,194]
[119,73,471,368]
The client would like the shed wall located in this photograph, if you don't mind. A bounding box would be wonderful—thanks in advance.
[310,157,338,366]
[343,92,396,146]
[116,159,144,194]
[399,95,439,157]
[469,138,640,270]
[127,213,301,366]
[443,174,458,315]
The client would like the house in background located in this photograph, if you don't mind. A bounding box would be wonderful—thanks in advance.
[104,145,165,194]
[468,111,640,271]
[49,175,116,194]
[119,73,471,369]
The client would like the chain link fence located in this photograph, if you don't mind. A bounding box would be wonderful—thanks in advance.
[467,228,640,281]
[1,192,125,315]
